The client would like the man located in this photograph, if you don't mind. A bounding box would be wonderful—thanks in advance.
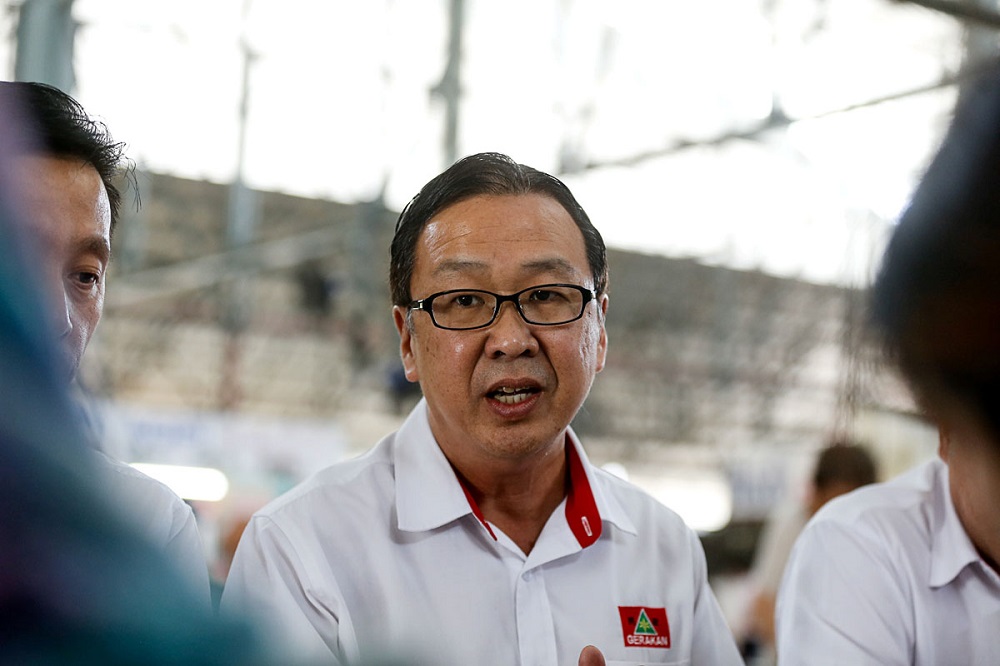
[223,152,742,665]
[1,81,210,604]
[741,442,877,661]
[0,100,270,666]
[775,65,1000,664]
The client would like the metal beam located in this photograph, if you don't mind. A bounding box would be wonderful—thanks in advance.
[568,65,986,174]
[431,0,465,167]
[106,227,339,311]
[105,69,968,311]
[14,0,76,90]
[894,0,1000,30]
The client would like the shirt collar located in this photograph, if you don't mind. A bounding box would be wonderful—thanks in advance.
[395,400,474,533]
[564,426,637,540]
[394,399,636,545]
[929,459,983,588]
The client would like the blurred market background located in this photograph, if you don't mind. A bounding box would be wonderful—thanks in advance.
[5,0,996,633]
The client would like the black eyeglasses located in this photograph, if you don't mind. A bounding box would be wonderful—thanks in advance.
[408,283,597,331]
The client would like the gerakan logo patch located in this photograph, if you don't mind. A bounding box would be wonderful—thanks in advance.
[617,606,671,649]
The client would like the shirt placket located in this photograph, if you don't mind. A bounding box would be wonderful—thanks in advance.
[514,562,558,666]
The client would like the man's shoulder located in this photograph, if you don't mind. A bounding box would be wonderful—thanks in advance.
[254,436,396,522]
[95,450,190,513]
[590,466,694,537]
[92,451,199,548]
[808,458,941,543]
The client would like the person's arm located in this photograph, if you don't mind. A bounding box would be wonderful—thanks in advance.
[220,515,351,665]
[164,503,213,609]
[776,519,912,665]
[746,590,777,645]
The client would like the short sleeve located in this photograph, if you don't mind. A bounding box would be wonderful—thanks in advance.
[220,515,349,665]
[776,518,913,666]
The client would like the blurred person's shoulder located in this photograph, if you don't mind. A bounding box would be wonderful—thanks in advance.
[93,450,196,537]
[806,458,943,546]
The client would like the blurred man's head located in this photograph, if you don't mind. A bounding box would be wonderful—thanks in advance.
[1,82,128,233]
[0,81,130,380]
[871,68,1000,443]
[807,442,878,515]
[872,63,1000,570]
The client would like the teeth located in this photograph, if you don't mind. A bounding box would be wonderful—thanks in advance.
[493,387,531,405]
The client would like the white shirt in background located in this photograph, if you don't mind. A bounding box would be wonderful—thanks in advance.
[777,458,1000,665]
[97,451,211,608]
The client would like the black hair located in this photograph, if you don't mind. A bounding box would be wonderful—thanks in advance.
[813,442,878,491]
[0,81,133,237]
[871,63,1000,438]
[389,152,607,306]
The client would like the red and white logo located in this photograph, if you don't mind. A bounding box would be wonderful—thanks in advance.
[617,606,671,649]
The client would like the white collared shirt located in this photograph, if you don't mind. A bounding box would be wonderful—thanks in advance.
[96,451,211,607]
[776,458,1000,665]
[222,400,740,665]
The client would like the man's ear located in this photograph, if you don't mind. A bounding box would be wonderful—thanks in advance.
[393,306,420,382]
[938,426,951,463]
[595,294,609,373]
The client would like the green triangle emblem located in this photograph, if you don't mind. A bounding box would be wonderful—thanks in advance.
[634,608,657,635]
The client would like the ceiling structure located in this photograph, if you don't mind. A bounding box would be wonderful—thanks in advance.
[4,0,995,285]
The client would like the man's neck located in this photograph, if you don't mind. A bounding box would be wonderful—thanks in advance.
[452,444,568,555]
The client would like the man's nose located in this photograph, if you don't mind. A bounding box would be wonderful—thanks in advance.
[43,280,73,339]
[486,301,538,358]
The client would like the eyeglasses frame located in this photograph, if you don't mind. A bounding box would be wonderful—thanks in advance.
[408,283,597,331]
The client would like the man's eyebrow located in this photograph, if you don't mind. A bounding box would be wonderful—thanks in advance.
[520,257,579,276]
[433,257,581,277]
[75,236,111,264]
[432,257,583,279]
[432,259,489,276]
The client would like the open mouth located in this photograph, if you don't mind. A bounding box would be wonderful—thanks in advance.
[489,386,538,405]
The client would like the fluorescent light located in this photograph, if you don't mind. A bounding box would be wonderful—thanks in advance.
[633,471,733,534]
[130,463,230,502]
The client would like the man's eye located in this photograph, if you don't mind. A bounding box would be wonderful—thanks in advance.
[453,293,483,308]
[528,289,563,302]
[73,272,100,286]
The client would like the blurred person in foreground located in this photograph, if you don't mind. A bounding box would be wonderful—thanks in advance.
[0,86,264,665]
[0,81,210,604]
[776,64,1000,665]
[222,152,742,665]
[740,441,877,663]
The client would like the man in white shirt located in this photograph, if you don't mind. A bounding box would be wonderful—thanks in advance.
[0,147,267,664]
[223,152,742,665]
[776,64,1000,665]
[2,81,210,604]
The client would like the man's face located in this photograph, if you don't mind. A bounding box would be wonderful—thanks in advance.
[939,408,1000,572]
[393,193,608,468]
[13,155,111,381]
